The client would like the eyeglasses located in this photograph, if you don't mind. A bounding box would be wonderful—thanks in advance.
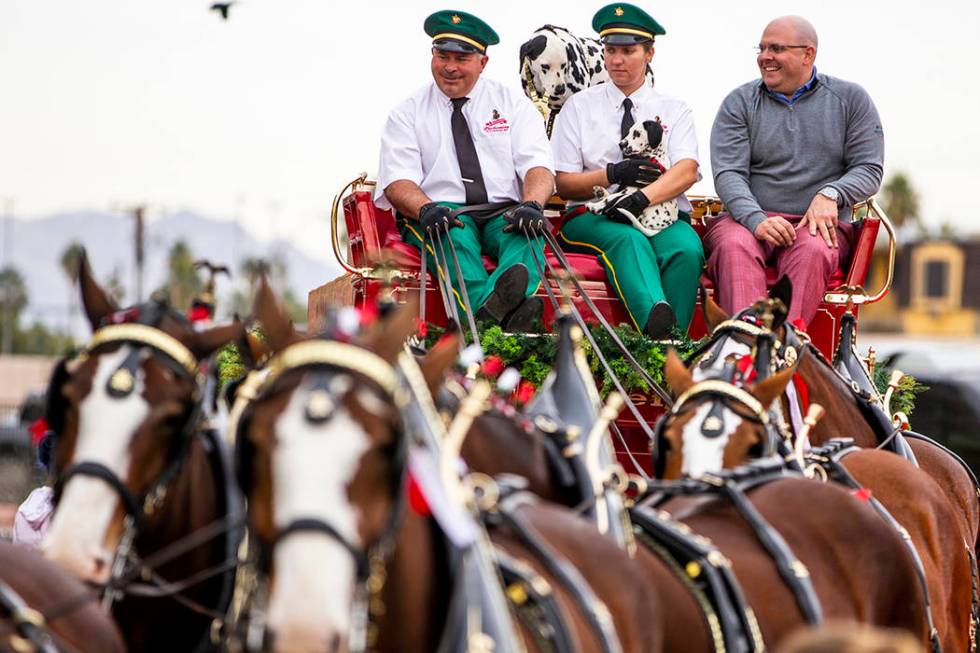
[755,43,810,55]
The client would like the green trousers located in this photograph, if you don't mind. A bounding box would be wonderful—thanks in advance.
[398,204,543,316]
[558,212,704,331]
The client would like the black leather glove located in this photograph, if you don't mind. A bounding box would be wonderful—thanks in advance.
[602,191,650,224]
[504,201,548,234]
[606,159,662,187]
[418,202,462,234]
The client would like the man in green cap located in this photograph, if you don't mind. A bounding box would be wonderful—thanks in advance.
[375,10,556,331]
[550,3,704,339]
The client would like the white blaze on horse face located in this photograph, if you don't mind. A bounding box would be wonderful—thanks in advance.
[44,347,148,583]
[267,376,372,653]
[692,338,751,381]
[681,402,737,479]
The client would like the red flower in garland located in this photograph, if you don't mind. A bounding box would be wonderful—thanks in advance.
[416,318,428,338]
[481,355,505,378]
[514,379,536,405]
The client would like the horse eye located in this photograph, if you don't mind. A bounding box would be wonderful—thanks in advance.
[541,64,550,71]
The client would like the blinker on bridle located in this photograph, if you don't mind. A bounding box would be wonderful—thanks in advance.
[54,323,202,528]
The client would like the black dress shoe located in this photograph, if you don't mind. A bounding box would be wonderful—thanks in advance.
[503,296,543,332]
[644,301,676,340]
[475,264,529,322]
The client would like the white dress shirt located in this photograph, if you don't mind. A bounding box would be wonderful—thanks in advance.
[376,77,554,211]
[551,82,700,212]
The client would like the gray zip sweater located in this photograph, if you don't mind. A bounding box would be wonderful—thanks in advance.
[710,72,884,233]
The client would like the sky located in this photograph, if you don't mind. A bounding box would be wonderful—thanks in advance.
[2,0,979,269]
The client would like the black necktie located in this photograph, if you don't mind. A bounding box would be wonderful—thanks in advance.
[621,97,635,139]
[450,97,489,206]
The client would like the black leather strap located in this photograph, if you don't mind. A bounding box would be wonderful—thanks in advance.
[55,461,144,527]
[629,505,761,652]
[269,518,369,581]
[490,491,623,653]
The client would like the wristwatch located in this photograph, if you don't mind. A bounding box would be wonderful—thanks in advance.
[818,186,840,204]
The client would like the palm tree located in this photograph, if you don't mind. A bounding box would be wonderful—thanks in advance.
[104,267,127,305]
[0,266,28,354]
[59,241,85,334]
[881,173,921,229]
[164,240,202,310]
[240,257,270,294]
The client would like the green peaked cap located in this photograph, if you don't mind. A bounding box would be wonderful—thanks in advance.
[592,3,666,44]
[424,10,500,54]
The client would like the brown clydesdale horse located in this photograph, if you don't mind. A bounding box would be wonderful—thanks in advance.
[231,281,664,652]
[1,541,125,653]
[42,256,244,653]
[459,349,933,649]
[694,287,980,561]
[658,350,971,651]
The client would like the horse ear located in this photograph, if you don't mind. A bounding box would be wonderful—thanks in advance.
[239,330,270,369]
[770,276,793,327]
[703,290,730,332]
[418,333,461,393]
[186,321,245,361]
[751,366,795,410]
[253,276,298,354]
[664,348,694,396]
[367,297,420,363]
[77,250,117,330]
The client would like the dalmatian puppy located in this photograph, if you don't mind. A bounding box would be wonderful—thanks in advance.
[586,119,678,237]
[519,25,654,112]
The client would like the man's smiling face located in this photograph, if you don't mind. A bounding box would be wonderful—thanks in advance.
[757,19,815,95]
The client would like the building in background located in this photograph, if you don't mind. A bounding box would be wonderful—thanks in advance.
[862,237,980,335]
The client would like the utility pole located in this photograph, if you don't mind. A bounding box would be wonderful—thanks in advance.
[132,205,146,302]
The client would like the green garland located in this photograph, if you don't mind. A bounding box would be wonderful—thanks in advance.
[872,365,927,418]
[213,319,923,416]
[477,322,705,397]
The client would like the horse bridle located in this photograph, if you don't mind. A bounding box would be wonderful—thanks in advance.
[229,339,413,651]
[52,322,203,534]
[688,310,812,378]
[652,378,779,478]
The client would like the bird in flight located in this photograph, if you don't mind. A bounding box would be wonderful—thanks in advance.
[209,2,236,21]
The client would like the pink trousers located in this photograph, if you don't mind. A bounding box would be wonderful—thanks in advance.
[704,213,854,326]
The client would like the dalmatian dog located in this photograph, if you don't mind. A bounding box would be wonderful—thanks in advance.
[586,119,678,237]
[519,25,654,112]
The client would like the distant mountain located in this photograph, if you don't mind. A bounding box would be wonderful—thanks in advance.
[3,210,341,336]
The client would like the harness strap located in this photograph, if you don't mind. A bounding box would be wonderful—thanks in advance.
[811,441,943,653]
[495,547,576,653]
[646,466,824,627]
[0,581,59,653]
[491,491,623,653]
[712,478,822,624]
[56,461,144,525]
[629,505,762,652]
[269,520,369,581]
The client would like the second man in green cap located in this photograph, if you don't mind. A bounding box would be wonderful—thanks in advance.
[551,3,704,339]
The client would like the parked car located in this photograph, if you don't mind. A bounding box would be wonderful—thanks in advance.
[879,345,980,476]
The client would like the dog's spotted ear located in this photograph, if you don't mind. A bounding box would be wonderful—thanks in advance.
[643,120,664,148]
[520,34,547,65]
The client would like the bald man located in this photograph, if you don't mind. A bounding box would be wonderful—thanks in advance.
[706,16,884,325]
